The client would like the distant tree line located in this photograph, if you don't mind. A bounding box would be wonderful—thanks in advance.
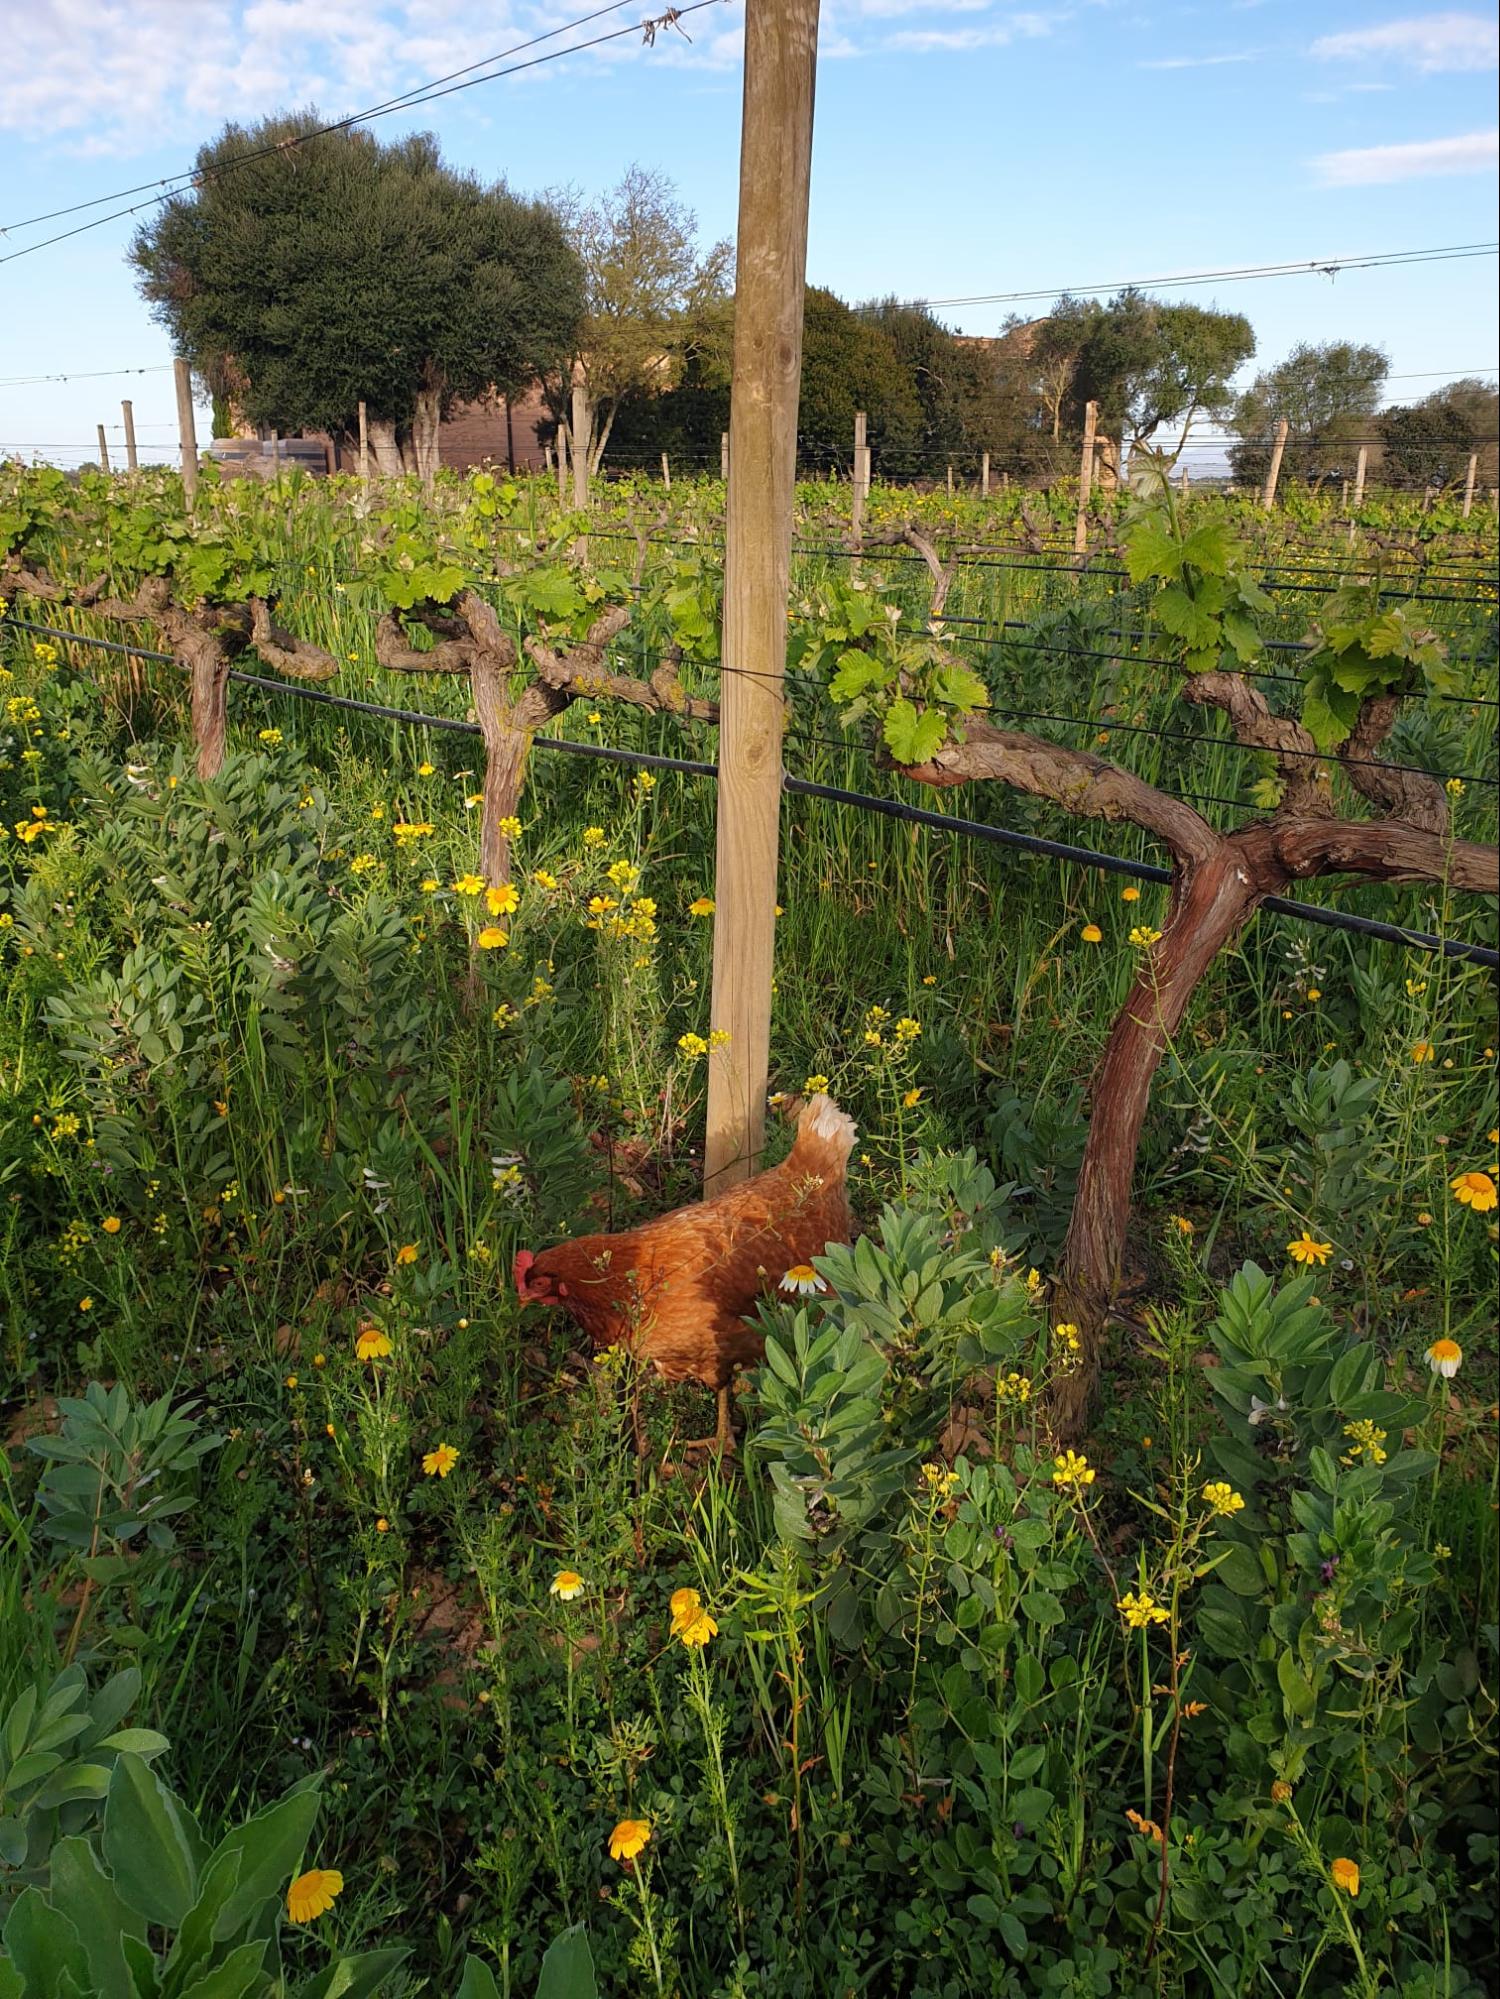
[131,114,1496,491]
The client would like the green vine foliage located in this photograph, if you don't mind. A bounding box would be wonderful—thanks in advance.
[1299,581,1457,750]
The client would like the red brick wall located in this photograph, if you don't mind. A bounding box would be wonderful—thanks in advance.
[440,386,554,471]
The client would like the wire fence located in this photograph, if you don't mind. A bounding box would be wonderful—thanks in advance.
[5,611,1494,970]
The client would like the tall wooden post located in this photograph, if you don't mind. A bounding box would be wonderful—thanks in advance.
[721,431,730,481]
[571,361,590,509]
[1073,399,1098,553]
[661,451,672,491]
[1178,461,1189,496]
[557,426,569,505]
[1352,444,1368,509]
[981,450,990,498]
[1462,452,1478,518]
[704,0,820,1194]
[1261,417,1288,511]
[96,424,112,474]
[121,400,138,472]
[173,358,199,509]
[946,459,954,497]
[358,400,370,487]
[851,409,867,544]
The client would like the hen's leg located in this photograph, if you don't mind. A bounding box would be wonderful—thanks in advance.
[683,1385,736,1458]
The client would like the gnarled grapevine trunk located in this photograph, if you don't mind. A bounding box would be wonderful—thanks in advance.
[366,417,408,479]
[1049,826,1288,1435]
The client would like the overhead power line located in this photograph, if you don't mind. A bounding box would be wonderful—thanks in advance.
[915,243,1500,309]
[0,0,726,270]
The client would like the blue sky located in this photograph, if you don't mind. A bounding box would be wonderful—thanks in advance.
[1,0,1495,468]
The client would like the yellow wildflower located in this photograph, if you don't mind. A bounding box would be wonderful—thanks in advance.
[608,1819,651,1863]
[356,1327,393,1362]
[1287,1232,1332,1266]
[286,1868,343,1924]
[422,1443,460,1478]
[1330,1858,1360,1898]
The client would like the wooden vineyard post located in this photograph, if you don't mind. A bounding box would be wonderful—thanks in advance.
[1348,443,1368,544]
[1178,462,1189,496]
[96,424,112,474]
[851,409,867,545]
[946,459,954,497]
[661,452,671,491]
[1073,399,1098,553]
[571,360,590,510]
[704,0,820,1195]
[121,400,138,472]
[557,428,569,506]
[721,431,730,481]
[1261,417,1288,511]
[358,401,370,487]
[1462,452,1478,518]
[981,450,990,499]
[173,358,199,509]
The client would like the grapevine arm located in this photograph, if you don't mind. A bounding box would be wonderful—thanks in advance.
[1336,694,1449,837]
[901,718,1220,869]
[1179,670,1334,817]
[247,601,339,683]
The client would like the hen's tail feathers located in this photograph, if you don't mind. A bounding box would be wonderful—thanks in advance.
[793,1092,858,1167]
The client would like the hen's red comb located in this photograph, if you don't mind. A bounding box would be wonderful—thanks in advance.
[512,1248,535,1295]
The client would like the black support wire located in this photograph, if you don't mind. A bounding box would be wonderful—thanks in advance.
[4,613,1494,969]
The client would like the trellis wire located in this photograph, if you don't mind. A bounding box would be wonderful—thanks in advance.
[5,612,1494,969]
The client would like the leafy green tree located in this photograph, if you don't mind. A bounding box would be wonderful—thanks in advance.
[1064,289,1255,453]
[1229,341,1387,488]
[797,288,921,470]
[132,112,583,481]
[547,165,731,492]
[1378,378,1499,490]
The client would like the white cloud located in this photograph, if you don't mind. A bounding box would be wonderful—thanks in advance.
[1312,127,1499,184]
[1137,50,1257,69]
[1311,12,1498,74]
[883,8,1058,50]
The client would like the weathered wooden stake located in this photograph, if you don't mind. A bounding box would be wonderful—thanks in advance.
[981,450,990,498]
[1178,462,1189,496]
[96,424,112,474]
[1462,452,1478,518]
[704,0,820,1195]
[1352,444,1368,509]
[571,360,590,509]
[173,358,199,509]
[121,401,138,472]
[557,427,569,506]
[721,431,730,481]
[1261,417,1288,511]
[358,401,370,486]
[661,452,671,491]
[851,409,867,544]
[1073,399,1098,553]
[946,459,954,497]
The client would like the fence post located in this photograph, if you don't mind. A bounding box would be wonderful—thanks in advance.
[557,426,569,505]
[851,409,867,545]
[981,450,989,499]
[571,360,590,509]
[1072,399,1098,553]
[358,400,370,487]
[121,400,138,472]
[1261,417,1288,511]
[96,424,112,474]
[704,0,819,1196]
[946,459,954,497]
[1462,452,1478,518]
[173,358,199,509]
[661,451,671,491]
[1178,461,1189,496]
[721,431,730,481]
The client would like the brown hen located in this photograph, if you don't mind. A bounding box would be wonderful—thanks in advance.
[512,1094,856,1450]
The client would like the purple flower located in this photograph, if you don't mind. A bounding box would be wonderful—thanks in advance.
[1320,1556,1340,1583]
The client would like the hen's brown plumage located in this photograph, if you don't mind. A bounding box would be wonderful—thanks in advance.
[513,1094,855,1391]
